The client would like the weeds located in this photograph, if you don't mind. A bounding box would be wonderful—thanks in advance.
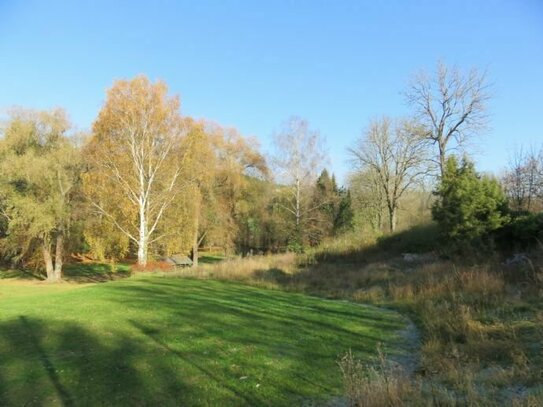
[338,346,417,407]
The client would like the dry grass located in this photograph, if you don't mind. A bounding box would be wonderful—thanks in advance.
[338,347,419,407]
[175,253,298,289]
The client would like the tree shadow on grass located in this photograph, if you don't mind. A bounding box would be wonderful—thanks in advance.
[0,268,44,280]
[62,262,132,283]
[129,319,262,406]
[199,254,226,264]
[0,316,188,406]
[18,316,75,407]
[103,278,410,403]
[1,262,132,284]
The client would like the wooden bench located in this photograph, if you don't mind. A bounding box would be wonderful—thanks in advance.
[162,254,193,268]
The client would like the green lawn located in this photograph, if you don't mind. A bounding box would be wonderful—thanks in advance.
[0,275,410,406]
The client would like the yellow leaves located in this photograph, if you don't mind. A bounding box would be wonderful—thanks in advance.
[84,214,130,261]
[78,76,270,259]
[83,75,190,261]
[93,75,182,145]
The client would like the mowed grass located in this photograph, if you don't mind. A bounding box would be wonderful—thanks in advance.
[0,275,409,406]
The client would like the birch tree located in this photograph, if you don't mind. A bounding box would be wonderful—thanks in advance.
[83,76,185,266]
[405,61,490,177]
[349,117,429,232]
[271,117,326,245]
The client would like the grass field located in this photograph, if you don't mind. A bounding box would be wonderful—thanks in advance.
[0,274,411,406]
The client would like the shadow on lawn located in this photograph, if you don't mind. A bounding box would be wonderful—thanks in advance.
[198,254,226,264]
[62,263,132,283]
[0,269,43,280]
[0,263,132,283]
[111,279,407,403]
[129,319,261,406]
[0,317,177,406]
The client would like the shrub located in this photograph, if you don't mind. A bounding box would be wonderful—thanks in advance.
[495,211,543,252]
[132,261,173,272]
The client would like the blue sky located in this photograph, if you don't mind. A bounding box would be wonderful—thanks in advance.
[0,0,542,183]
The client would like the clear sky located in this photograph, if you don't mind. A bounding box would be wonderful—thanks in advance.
[0,0,542,184]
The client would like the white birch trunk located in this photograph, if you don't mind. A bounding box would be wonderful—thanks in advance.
[138,204,148,267]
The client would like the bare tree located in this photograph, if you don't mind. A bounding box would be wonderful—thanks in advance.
[502,146,543,212]
[271,117,327,243]
[348,169,386,232]
[405,61,490,177]
[349,117,429,232]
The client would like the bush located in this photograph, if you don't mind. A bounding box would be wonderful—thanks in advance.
[286,239,304,254]
[495,211,543,252]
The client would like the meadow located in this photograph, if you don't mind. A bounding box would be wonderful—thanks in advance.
[2,229,543,406]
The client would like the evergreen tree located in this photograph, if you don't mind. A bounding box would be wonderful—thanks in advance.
[308,170,354,244]
[432,156,509,247]
[334,188,354,233]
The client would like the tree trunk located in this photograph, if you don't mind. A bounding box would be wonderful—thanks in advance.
[192,215,199,267]
[389,206,397,233]
[138,206,148,267]
[295,177,301,227]
[137,238,147,267]
[439,142,446,178]
[377,206,383,232]
[54,233,64,280]
[192,240,199,267]
[42,242,56,281]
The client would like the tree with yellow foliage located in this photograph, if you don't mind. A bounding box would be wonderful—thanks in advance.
[83,76,186,266]
[183,121,268,265]
[0,109,80,280]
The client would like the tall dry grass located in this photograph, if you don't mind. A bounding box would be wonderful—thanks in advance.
[174,253,299,289]
[338,347,419,407]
